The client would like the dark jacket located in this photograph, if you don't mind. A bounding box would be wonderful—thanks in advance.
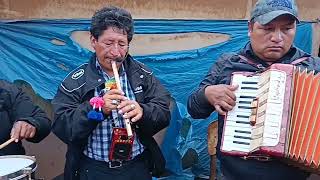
[188,43,320,180]
[0,80,51,156]
[52,54,171,180]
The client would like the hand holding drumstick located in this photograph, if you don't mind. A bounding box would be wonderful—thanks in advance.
[0,121,36,149]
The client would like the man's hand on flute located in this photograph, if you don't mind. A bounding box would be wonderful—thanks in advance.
[117,100,143,123]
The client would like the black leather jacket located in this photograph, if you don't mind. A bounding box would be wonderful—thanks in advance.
[52,54,171,180]
[0,80,51,156]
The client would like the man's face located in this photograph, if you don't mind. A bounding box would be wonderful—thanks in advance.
[91,27,129,74]
[249,15,296,62]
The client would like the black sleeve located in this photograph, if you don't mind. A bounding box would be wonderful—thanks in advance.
[187,57,226,119]
[8,83,51,143]
[51,85,98,146]
[136,74,171,137]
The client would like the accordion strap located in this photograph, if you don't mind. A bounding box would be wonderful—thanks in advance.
[238,55,265,70]
[291,57,308,65]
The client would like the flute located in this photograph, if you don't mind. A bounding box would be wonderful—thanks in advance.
[111,60,133,137]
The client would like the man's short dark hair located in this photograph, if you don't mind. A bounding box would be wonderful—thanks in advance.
[90,6,134,42]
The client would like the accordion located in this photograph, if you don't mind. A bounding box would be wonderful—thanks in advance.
[221,63,320,171]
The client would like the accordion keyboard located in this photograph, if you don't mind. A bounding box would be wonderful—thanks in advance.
[222,74,259,153]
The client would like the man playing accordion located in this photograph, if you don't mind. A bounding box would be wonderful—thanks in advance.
[188,0,320,179]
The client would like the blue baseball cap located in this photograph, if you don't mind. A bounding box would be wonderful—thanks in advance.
[250,0,299,25]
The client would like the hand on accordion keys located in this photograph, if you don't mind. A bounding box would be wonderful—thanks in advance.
[204,84,239,115]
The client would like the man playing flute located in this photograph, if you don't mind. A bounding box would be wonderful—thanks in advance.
[52,6,171,180]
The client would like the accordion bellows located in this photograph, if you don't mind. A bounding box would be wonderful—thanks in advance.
[221,63,320,170]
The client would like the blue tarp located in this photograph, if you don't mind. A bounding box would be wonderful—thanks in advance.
[0,19,314,178]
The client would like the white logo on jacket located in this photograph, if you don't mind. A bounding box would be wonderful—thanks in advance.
[134,86,143,94]
[71,69,84,80]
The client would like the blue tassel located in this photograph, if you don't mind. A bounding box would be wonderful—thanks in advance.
[96,112,104,122]
[87,110,98,121]
[87,110,104,122]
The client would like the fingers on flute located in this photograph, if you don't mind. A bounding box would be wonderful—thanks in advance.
[130,113,142,123]
[122,107,143,122]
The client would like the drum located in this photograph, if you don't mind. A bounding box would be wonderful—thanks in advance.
[0,155,37,180]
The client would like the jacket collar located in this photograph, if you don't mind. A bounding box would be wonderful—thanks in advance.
[83,53,141,96]
[123,54,141,76]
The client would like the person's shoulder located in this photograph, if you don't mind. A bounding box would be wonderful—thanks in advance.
[138,62,153,75]
[0,80,19,91]
[0,80,22,101]
[308,56,320,61]
[60,63,89,93]
[214,52,240,66]
[129,58,153,76]
[294,47,320,64]
[218,52,239,61]
[0,79,12,87]
[306,55,320,68]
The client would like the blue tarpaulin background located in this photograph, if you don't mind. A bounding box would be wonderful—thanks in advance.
[0,19,313,178]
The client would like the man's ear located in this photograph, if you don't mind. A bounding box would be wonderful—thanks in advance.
[90,35,97,49]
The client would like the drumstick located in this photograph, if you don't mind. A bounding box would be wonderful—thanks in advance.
[0,138,15,149]
[111,61,133,137]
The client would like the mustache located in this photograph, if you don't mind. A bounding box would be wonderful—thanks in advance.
[114,57,125,63]
[104,57,126,63]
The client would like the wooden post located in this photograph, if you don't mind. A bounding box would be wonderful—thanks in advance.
[207,121,218,180]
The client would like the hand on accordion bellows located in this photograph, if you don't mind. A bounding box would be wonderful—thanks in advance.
[10,121,36,142]
[204,84,238,115]
[102,89,127,115]
[117,100,143,123]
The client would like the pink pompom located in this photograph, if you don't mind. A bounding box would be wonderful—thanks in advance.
[90,97,105,108]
